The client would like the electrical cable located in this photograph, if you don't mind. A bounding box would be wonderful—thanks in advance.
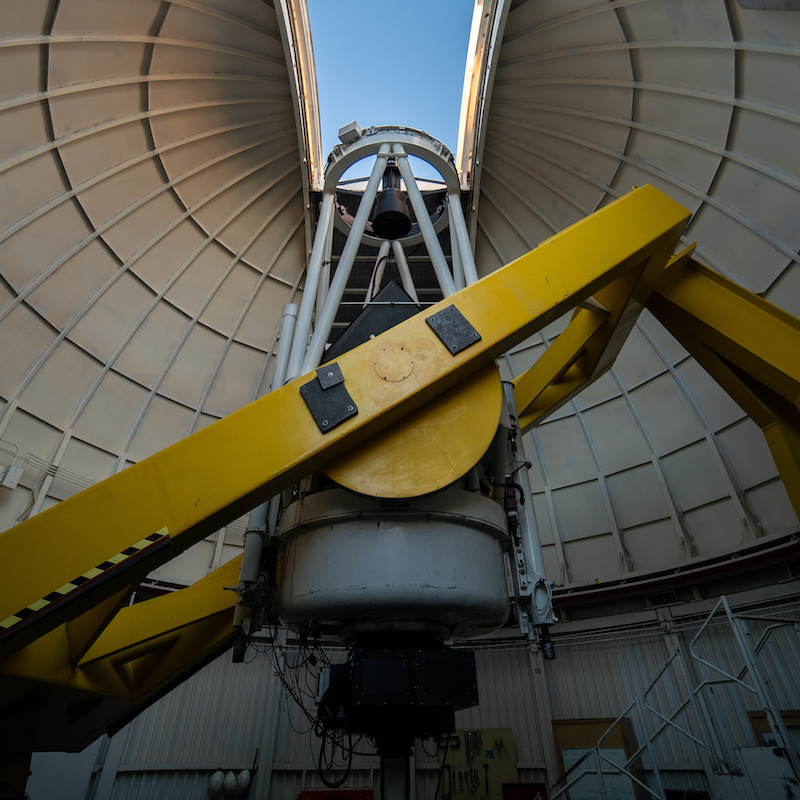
[419,738,438,758]
[434,733,450,800]
[318,732,353,788]
[532,578,554,620]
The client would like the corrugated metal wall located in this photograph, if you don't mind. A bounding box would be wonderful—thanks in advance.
[85,595,800,800]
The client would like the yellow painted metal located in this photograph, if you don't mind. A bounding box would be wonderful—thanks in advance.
[0,185,690,752]
[324,363,503,497]
[66,588,133,664]
[514,306,606,432]
[0,184,689,665]
[648,256,800,521]
[0,557,239,751]
[512,242,697,433]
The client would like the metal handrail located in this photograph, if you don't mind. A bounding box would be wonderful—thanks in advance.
[549,597,800,800]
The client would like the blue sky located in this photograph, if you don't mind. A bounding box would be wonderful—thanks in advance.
[306,1,474,170]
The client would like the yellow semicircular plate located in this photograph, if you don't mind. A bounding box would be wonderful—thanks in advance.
[324,362,503,498]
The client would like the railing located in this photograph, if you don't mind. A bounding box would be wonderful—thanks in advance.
[549,596,800,800]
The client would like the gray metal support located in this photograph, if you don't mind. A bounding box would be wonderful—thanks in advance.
[240,303,297,586]
[501,379,549,600]
[448,191,479,285]
[380,755,411,800]
[302,144,392,371]
[316,207,333,315]
[365,240,391,306]
[391,240,420,302]
[287,192,336,379]
[393,146,456,297]
[450,211,466,291]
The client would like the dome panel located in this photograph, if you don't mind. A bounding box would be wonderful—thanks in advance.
[627,373,705,455]
[0,45,44,97]
[57,437,116,489]
[634,46,735,95]
[50,0,163,34]
[165,242,245,319]
[158,324,226,407]
[738,50,800,111]
[0,204,92,291]
[113,300,191,387]
[156,1,284,59]
[745,479,798,533]
[673,358,746,432]
[1,155,67,232]
[661,441,735,512]
[131,221,210,294]
[635,88,735,147]
[573,371,621,411]
[764,259,800,317]
[683,497,746,555]
[235,274,297,352]
[72,371,149,454]
[607,161,702,214]
[54,40,154,92]
[611,325,666,391]
[552,481,612,541]
[535,415,599,487]
[622,518,681,572]
[202,342,265,417]
[57,120,154,189]
[0,101,50,166]
[637,311,688,364]
[686,201,789,292]
[618,0,733,41]
[606,464,671,530]
[563,533,623,583]
[0,306,56,398]
[581,397,652,475]
[623,127,723,193]
[27,239,119,329]
[198,263,260,334]
[18,340,100,430]
[126,394,195,462]
[717,417,782,490]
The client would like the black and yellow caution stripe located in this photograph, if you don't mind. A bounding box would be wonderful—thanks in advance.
[0,530,170,644]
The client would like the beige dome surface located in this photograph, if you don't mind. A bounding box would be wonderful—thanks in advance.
[463,0,800,587]
[0,0,316,579]
[0,0,798,592]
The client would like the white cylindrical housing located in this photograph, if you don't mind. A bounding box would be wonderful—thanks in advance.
[276,488,511,640]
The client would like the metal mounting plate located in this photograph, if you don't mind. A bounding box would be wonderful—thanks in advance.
[316,362,345,390]
[426,304,482,355]
[300,374,358,433]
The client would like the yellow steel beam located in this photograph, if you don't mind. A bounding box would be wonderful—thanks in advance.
[0,185,689,666]
[0,558,240,752]
[513,242,697,432]
[648,257,800,520]
[514,306,606,432]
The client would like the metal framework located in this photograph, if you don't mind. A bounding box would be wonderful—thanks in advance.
[0,184,798,786]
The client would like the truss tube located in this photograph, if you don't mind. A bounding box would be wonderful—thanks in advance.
[287,192,336,379]
[393,145,456,297]
[316,211,333,313]
[448,191,479,285]
[391,240,419,302]
[450,215,466,291]
[241,303,297,584]
[302,144,392,371]
[364,240,391,306]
